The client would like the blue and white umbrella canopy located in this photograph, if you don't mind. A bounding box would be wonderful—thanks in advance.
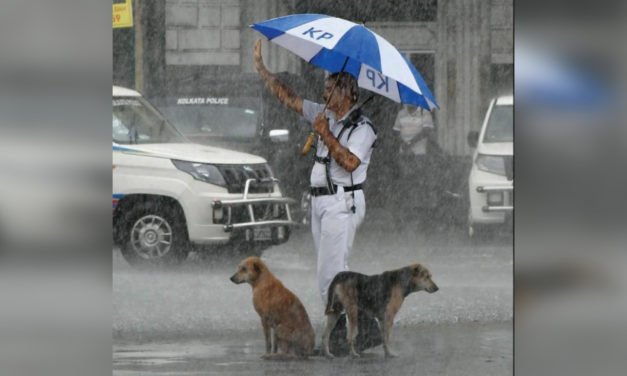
[251,14,438,110]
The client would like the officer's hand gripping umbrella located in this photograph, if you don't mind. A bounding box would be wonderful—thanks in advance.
[251,13,439,155]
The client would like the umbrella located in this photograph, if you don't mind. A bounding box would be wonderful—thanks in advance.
[251,13,438,110]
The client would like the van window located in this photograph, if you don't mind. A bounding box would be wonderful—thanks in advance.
[113,97,185,144]
[484,104,513,143]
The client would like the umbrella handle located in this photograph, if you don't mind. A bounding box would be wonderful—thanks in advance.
[302,56,349,156]
[301,94,374,156]
[301,132,316,155]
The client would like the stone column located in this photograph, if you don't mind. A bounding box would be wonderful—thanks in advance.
[439,0,491,156]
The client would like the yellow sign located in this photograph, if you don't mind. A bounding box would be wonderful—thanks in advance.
[113,0,133,28]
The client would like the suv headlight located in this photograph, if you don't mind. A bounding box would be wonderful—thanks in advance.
[475,154,506,176]
[171,160,227,187]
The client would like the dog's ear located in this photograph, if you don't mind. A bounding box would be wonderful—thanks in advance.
[253,260,261,273]
[411,264,424,276]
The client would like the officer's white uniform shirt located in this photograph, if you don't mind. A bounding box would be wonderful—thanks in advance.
[302,100,377,187]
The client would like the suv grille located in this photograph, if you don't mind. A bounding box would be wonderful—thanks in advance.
[217,164,274,194]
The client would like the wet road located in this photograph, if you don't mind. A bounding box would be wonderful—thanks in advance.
[114,323,511,376]
[113,213,512,375]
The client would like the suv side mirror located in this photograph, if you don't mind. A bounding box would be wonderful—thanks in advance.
[269,129,289,143]
[467,131,479,148]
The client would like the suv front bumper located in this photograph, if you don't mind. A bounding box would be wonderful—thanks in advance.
[477,185,514,213]
[468,167,514,225]
[211,178,297,243]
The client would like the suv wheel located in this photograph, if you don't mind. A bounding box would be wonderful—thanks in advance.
[120,201,189,267]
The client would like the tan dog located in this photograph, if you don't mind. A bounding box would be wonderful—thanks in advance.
[322,263,438,358]
[230,256,315,359]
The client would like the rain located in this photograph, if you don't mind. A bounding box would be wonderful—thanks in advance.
[113,226,512,375]
[4,1,627,376]
[113,0,513,374]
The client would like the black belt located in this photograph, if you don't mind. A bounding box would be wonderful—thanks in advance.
[310,184,363,197]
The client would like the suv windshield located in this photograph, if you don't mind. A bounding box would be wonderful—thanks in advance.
[113,97,186,144]
[158,97,260,141]
[484,104,513,143]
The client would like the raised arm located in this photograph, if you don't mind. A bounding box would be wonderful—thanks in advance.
[254,39,303,115]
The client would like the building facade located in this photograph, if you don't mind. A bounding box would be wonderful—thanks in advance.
[114,0,512,156]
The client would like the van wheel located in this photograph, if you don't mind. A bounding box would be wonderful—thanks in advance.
[120,201,189,267]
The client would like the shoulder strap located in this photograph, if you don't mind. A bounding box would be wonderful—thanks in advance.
[346,116,377,148]
[347,117,376,138]
[336,122,353,143]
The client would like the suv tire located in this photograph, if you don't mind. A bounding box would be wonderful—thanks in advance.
[120,201,189,267]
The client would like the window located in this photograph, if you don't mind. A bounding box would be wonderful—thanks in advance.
[484,104,513,143]
[158,97,261,141]
[112,97,185,144]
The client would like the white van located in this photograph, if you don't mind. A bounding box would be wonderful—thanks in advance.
[112,86,295,266]
[467,95,513,238]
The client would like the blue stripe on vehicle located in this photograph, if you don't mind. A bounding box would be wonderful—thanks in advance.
[331,25,381,72]
[113,145,138,152]
[113,194,124,210]
[250,14,328,40]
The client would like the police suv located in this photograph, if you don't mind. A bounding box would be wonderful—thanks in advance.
[150,73,313,225]
[113,86,295,266]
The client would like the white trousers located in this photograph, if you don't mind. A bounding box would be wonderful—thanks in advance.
[311,187,366,304]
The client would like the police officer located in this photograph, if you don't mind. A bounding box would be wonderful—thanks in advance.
[253,39,377,303]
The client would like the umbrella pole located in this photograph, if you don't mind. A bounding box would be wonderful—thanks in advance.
[301,57,350,156]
